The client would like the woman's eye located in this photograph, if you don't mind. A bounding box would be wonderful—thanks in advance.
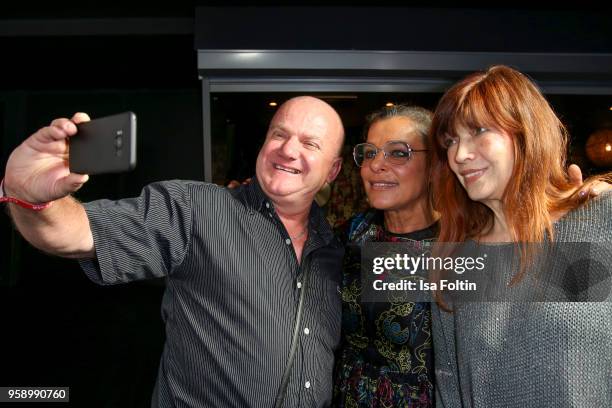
[475,127,489,135]
[364,149,377,159]
[390,150,409,158]
[443,137,457,148]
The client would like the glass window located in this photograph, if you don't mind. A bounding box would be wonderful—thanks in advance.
[210,92,612,227]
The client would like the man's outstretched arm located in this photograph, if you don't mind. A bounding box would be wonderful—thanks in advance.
[3,113,95,259]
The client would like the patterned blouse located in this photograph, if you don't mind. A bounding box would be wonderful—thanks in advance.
[333,210,437,408]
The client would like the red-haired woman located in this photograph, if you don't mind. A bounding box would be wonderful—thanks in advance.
[430,65,611,408]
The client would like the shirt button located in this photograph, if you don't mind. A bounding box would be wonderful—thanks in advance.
[297,281,302,289]
[265,202,270,208]
[305,381,311,389]
[304,327,310,335]
[285,238,291,245]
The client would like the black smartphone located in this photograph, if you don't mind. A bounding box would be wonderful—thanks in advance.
[69,112,137,175]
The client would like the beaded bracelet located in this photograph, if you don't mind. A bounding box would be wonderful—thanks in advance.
[0,178,53,211]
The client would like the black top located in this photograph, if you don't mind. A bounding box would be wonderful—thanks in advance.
[333,210,437,408]
[79,178,344,407]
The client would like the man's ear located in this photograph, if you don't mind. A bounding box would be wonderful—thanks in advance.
[326,157,343,183]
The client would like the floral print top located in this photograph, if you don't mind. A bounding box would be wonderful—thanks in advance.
[333,210,437,408]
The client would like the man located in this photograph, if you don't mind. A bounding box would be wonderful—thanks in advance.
[2,96,345,407]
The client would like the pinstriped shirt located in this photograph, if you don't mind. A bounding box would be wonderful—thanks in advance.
[78,179,344,407]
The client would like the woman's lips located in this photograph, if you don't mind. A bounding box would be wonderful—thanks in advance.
[369,181,399,190]
[460,168,487,185]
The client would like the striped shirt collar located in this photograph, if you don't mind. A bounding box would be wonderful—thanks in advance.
[242,177,336,246]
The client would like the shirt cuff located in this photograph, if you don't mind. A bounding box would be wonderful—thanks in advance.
[77,203,119,285]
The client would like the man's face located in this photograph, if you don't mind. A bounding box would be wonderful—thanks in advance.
[256,97,343,206]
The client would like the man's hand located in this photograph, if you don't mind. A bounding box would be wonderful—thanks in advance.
[3,112,96,258]
[4,113,91,203]
[226,178,251,189]
[568,164,611,197]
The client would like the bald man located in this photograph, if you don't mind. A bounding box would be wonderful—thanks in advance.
[3,96,346,407]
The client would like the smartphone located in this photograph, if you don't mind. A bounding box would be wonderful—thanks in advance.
[69,112,137,175]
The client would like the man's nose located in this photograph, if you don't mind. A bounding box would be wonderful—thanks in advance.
[279,135,300,159]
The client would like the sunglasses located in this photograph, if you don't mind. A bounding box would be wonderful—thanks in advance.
[353,141,428,167]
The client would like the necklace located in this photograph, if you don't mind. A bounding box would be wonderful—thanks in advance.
[289,227,308,240]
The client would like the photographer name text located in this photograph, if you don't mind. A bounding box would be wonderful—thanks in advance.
[373,279,476,291]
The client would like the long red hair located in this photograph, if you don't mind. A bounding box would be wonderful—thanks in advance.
[430,65,610,283]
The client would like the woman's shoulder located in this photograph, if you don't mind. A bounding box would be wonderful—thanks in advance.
[334,209,381,243]
[555,191,612,241]
[569,190,612,221]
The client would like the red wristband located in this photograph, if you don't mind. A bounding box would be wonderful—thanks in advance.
[0,178,53,211]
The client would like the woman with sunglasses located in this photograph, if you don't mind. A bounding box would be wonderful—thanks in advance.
[430,65,611,407]
[333,105,437,407]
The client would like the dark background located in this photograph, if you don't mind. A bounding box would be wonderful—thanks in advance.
[1,3,202,407]
[1,2,611,407]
